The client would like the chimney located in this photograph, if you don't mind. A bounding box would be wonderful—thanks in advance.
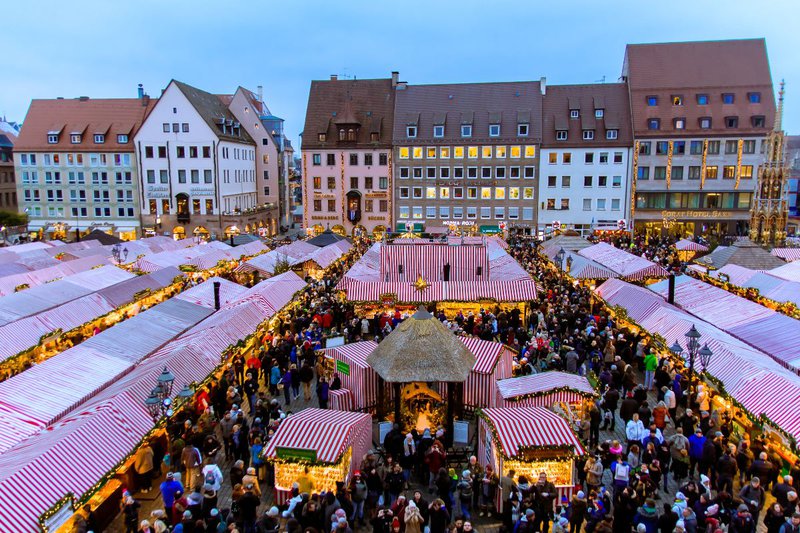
[540,76,547,96]
[391,71,399,87]
[213,281,221,310]
[137,83,144,99]
[142,94,150,107]
[257,85,263,102]
[330,74,338,81]
[78,96,89,101]
[667,273,676,304]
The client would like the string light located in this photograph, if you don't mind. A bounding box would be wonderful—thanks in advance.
[700,139,708,190]
[735,139,744,190]
[666,141,674,190]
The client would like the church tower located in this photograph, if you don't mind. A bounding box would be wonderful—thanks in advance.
[749,81,789,245]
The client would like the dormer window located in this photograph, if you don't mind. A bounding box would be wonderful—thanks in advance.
[406,126,417,138]
[725,116,739,128]
[606,129,618,140]
[751,116,766,128]
[489,124,500,137]
[595,109,604,118]
[117,134,129,144]
[347,128,356,141]
[699,117,712,129]
[94,134,105,144]
[556,130,567,141]
[48,134,59,144]
[570,110,579,119]
[517,124,529,136]
[433,125,444,138]
[722,93,735,104]
[370,132,379,142]
[70,134,82,144]
[582,130,594,140]
[672,95,684,106]
[748,92,761,103]
[318,133,327,142]
[674,118,686,130]
[461,125,472,138]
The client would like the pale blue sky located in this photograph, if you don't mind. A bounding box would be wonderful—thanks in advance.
[2,0,798,148]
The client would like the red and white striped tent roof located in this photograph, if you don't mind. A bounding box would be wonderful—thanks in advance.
[480,407,585,458]
[264,408,373,463]
[323,341,378,369]
[562,252,619,280]
[770,260,800,283]
[496,371,596,401]
[675,239,709,252]
[173,277,248,308]
[771,248,800,262]
[579,242,668,280]
[460,337,516,374]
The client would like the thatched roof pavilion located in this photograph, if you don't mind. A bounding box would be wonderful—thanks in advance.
[367,307,476,383]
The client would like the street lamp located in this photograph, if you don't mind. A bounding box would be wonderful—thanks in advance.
[670,324,704,389]
[144,366,175,421]
[698,343,714,373]
[157,366,175,397]
[111,243,129,265]
[555,247,566,273]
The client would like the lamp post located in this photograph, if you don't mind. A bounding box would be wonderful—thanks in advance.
[111,243,129,265]
[670,324,704,393]
[555,247,566,277]
[144,366,176,421]
[229,224,240,247]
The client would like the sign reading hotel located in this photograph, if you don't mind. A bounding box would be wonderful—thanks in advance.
[659,210,733,219]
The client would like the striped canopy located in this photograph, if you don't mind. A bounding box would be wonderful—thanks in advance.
[675,239,709,252]
[496,371,596,401]
[481,407,585,458]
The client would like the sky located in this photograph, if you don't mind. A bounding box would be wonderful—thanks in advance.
[2,0,799,149]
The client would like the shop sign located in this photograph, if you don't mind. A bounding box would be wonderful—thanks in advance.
[365,192,387,198]
[275,446,318,462]
[380,293,397,307]
[146,185,170,199]
[659,210,733,219]
[441,220,476,226]
[335,359,351,376]
[314,193,336,199]
[311,215,340,221]
[190,188,215,196]
[367,216,386,221]
[617,219,627,230]
[519,446,570,461]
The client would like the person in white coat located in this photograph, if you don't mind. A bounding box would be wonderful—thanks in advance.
[626,413,646,452]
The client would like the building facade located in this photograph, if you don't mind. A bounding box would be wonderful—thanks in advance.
[786,136,799,236]
[0,120,18,215]
[135,80,268,240]
[539,84,633,236]
[302,75,396,237]
[14,96,152,241]
[623,39,776,238]
[393,80,543,235]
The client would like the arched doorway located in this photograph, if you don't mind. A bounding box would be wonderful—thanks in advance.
[175,193,190,223]
[331,224,346,236]
[193,226,210,243]
[352,224,367,237]
[372,225,387,239]
[173,226,186,240]
[346,191,362,223]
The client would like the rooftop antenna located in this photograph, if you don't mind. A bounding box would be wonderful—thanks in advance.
[595,75,606,83]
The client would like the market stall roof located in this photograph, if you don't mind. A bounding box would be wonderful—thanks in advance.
[496,371,596,401]
[94,266,182,308]
[710,264,762,286]
[481,406,585,457]
[81,229,123,245]
[540,234,593,260]
[578,242,668,280]
[770,260,800,282]
[562,251,619,280]
[771,248,800,263]
[741,272,800,306]
[367,307,476,383]
[306,228,350,248]
[173,276,248,308]
[695,238,785,270]
[459,337,516,374]
[675,239,709,252]
[263,408,372,463]
[649,275,800,372]
[322,341,378,368]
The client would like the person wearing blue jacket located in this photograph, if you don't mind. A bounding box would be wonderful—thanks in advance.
[688,429,706,479]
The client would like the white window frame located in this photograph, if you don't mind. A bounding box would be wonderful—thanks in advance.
[461,125,472,138]
[433,125,444,138]
[556,130,567,141]
[517,124,529,136]
[606,129,618,140]
[117,134,129,143]
[70,134,81,144]
[406,126,417,138]
[570,110,579,119]
[595,109,604,118]
[47,134,58,144]
[94,134,105,144]
[489,124,501,137]
[582,130,594,140]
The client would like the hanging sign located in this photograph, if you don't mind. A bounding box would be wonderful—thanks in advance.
[275,447,318,462]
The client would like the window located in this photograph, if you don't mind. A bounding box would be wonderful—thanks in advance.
[399,167,409,179]
[708,141,720,154]
[606,129,618,140]
[723,166,736,179]
[518,124,529,136]
[646,95,658,106]
[399,187,409,199]
[439,206,449,218]
[489,124,500,137]
[599,152,608,164]
[508,207,519,219]
[561,176,570,188]
[597,199,606,210]
[327,176,336,189]
[413,168,423,179]
[70,134,81,144]
[438,147,450,159]
[468,147,479,159]
[722,93,735,104]
[562,153,571,164]
[598,175,607,187]
[364,200,373,213]
[570,109,580,119]
[647,118,660,130]
[317,133,327,142]
[481,187,492,200]
[688,141,702,155]
[426,186,437,199]
[92,190,109,202]
[674,118,686,130]
[522,207,534,220]
[467,187,477,199]
[583,176,592,187]
[656,141,669,155]
[548,175,557,187]
[483,167,493,180]
[313,176,321,189]
[178,170,186,183]
[427,167,437,179]
[725,116,739,129]
[365,154,373,166]
[697,94,709,105]
[668,166,682,181]
[350,153,358,165]
[440,167,450,179]
[705,193,721,208]
[725,140,738,154]
[611,199,620,211]
[509,187,519,199]
[115,171,132,184]
[560,199,570,210]
[406,126,417,138]
[313,199,322,211]
[638,142,651,155]
[494,207,504,219]
[204,170,212,183]
[159,170,168,183]
[92,171,108,184]
[363,176,373,189]
[327,154,336,165]
[748,92,761,104]
[461,125,472,137]
[413,147,423,159]
[751,116,766,128]
[162,123,170,133]
[613,152,623,163]
[454,147,464,158]
[556,129,568,141]
[583,130,594,140]
[587,153,596,165]
[48,134,59,144]
[654,166,667,180]
[312,154,321,165]
[453,187,463,199]
[612,175,621,187]
[738,193,752,209]
[523,187,534,200]
[595,109,604,118]
[583,198,592,211]
[481,207,491,219]
[638,166,650,180]
[548,153,557,165]
[413,187,422,198]
[494,167,505,179]
[495,146,507,158]
[698,117,712,129]
[379,153,388,165]
[705,166,718,179]
[688,166,701,180]
[398,206,410,219]
[181,123,189,133]
[433,125,444,138]
[371,133,379,142]
[466,206,477,219]
[524,166,535,179]
[740,165,753,179]
[672,95,683,106]
[467,167,477,179]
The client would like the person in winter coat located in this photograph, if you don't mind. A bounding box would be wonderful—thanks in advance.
[626,414,646,451]
[658,503,679,533]
[585,454,604,492]
[730,504,756,533]
[764,503,787,533]
[457,470,474,520]
[569,490,589,533]
[479,464,499,517]
[350,471,368,526]
[404,501,424,533]
[644,350,659,390]
[634,499,659,533]
[620,393,639,424]
[428,499,450,533]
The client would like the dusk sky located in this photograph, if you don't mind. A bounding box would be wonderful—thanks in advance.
[3,0,798,149]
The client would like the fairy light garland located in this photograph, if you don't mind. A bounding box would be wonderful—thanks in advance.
[700,139,708,190]
[631,141,639,220]
[666,140,674,189]
[735,139,744,190]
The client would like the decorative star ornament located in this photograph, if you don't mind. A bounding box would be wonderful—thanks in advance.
[414,275,429,292]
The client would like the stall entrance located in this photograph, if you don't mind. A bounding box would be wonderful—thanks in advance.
[400,383,446,433]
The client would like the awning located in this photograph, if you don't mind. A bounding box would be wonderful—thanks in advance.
[480,225,502,235]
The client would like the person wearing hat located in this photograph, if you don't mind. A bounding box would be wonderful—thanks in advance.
[257,506,280,533]
[350,470,368,526]
[457,469,474,519]
[568,490,588,533]
[121,494,141,533]
[730,504,755,533]
[242,466,261,498]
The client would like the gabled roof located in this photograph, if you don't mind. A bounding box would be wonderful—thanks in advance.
[542,83,632,147]
[172,80,254,145]
[695,239,785,270]
[15,97,155,152]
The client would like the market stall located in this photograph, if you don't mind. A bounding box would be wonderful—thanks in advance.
[321,341,380,411]
[329,389,355,411]
[263,409,372,503]
[478,406,585,511]
[494,371,597,422]
[578,242,669,281]
[675,238,709,261]
[459,337,515,411]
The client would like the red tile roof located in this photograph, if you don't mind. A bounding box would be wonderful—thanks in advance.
[541,83,632,147]
[15,97,155,152]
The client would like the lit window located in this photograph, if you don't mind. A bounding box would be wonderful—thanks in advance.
[454,147,464,159]
[595,109,604,118]
[399,147,409,159]
[439,147,450,158]
[510,146,521,158]
[412,147,423,159]
[440,187,450,199]
[495,146,506,158]
[468,147,478,159]
[427,147,436,159]
[426,187,437,198]
[674,118,686,130]
[524,146,536,158]
[482,146,492,158]
[672,95,683,106]
[495,187,506,200]
[481,187,492,199]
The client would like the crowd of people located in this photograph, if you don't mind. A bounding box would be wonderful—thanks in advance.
[96,231,800,533]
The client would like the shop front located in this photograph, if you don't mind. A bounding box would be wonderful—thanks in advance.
[634,209,749,239]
